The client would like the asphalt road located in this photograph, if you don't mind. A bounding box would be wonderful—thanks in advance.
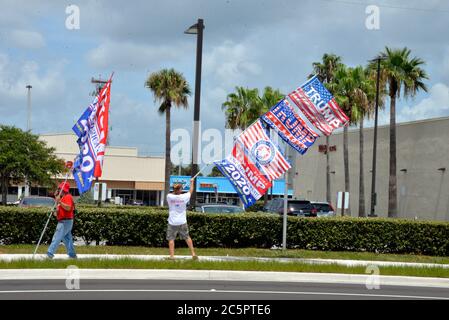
[1,279,448,300]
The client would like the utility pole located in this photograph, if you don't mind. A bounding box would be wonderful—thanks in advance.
[91,76,109,207]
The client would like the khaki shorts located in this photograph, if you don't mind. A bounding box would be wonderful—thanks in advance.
[166,223,190,241]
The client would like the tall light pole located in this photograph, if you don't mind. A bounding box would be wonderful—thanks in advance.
[185,18,204,207]
[369,56,384,217]
[24,85,32,197]
[26,85,32,131]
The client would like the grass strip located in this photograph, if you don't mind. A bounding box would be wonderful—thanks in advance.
[1,258,448,278]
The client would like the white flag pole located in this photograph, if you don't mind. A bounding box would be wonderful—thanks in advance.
[282,144,289,250]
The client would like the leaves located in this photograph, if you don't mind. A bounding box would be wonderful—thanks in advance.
[1,207,448,256]
[0,125,65,204]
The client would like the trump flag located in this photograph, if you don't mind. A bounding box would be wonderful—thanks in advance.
[236,119,291,180]
[288,75,349,136]
[261,99,319,155]
[72,76,112,193]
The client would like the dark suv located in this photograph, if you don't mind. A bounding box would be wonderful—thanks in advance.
[263,199,317,217]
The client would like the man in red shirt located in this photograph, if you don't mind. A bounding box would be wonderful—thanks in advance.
[47,182,77,259]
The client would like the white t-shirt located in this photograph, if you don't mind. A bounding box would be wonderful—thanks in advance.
[167,192,191,225]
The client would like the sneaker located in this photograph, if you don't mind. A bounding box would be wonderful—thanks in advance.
[46,253,54,259]
[166,256,176,261]
[192,255,199,261]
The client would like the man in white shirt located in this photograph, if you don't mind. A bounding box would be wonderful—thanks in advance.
[166,178,198,260]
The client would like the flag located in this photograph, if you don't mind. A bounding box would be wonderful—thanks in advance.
[288,75,349,136]
[261,99,319,155]
[72,76,112,193]
[214,154,270,208]
[232,142,272,195]
[236,119,291,180]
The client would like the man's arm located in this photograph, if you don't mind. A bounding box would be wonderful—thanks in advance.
[189,178,195,194]
[56,195,71,211]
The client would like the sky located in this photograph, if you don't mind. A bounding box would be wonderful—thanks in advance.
[1,0,449,162]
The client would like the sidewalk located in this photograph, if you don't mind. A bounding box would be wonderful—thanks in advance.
[1,253,449,269]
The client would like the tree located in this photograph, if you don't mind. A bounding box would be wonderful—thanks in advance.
[0,125,65,205]
[208,166,223,177]
[372,47,428,217]
[257,87,284,205]
[222,87,259,130]
[222,86,283,203]
[330,65,386,217]
[311,53,342,206]
[145,69,191,206]
[171,163,203,177]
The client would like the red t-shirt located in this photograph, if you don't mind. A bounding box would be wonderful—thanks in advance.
[56,193,74,221]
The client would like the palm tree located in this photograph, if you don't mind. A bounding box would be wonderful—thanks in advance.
[257,87,284,204]
[145,69,191,206]
[222,87,259,130]
[311,54,342,205]
[222,86,283,204]
[350,67,379,217]
[330,65,371,216]
[373,47,428,217]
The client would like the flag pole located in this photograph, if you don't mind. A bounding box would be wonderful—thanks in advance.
[282,144,289,250]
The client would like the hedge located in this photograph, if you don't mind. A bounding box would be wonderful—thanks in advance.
[0,207,448,256]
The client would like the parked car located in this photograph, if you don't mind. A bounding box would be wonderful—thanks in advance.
[128,200,144,206]
[263,199,317,217]
[196,204,245,214]
[18,196,56,208]
[311,201,335,217]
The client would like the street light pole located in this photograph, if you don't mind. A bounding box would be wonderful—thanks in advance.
[185,18,204,208]
[25,85,32,197]
[26,85,32,131]
[369,57,382,217]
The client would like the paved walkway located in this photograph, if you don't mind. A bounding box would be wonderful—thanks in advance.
[1,253,449,269]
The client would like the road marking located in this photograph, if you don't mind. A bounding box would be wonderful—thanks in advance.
[0,289,448,300]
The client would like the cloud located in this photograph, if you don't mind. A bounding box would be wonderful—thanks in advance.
[86,40,189,70]
[4,29,46,49]
[0,51,70,132]
[398,83,449,122]
[204,40,262,87]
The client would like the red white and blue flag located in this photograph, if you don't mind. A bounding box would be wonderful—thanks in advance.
[214,147,272,208]
[261,99,319,155]
[236,119,291,180]
[288,75,349,136]
[72,75,112,193]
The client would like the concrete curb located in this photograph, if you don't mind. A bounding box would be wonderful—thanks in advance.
[1,254,449,269]
[0,269,448,288]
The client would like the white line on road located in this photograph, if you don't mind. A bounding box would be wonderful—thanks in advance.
[0,289,448,300]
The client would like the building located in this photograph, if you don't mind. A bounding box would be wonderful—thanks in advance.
[5,133,166,206]
[293,116,449,221]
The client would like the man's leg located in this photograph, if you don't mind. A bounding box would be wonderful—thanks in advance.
[168,240,175,258]
[47,222,65,258]
[185,237,197,258]
[62,220,77,258]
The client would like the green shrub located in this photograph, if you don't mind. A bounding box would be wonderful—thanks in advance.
[0,207,448,256]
